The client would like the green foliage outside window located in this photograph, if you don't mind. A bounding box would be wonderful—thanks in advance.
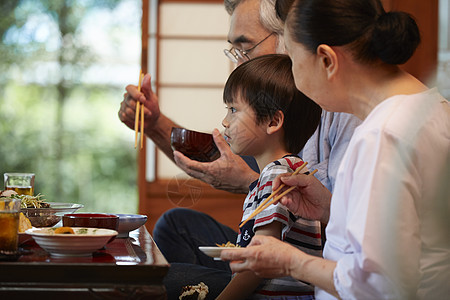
[0,0,140,214]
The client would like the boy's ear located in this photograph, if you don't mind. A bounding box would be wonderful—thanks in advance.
[317,44,338,80]
[267,110,284,135]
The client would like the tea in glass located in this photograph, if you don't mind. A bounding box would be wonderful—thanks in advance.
[4,173,35,196]
[0,198,20,255]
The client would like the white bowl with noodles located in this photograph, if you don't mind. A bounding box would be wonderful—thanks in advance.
[26,227,118,257]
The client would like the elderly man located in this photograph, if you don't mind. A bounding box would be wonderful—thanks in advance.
[118,0,361,298]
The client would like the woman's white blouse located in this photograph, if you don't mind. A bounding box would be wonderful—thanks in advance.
[317,88,450,299]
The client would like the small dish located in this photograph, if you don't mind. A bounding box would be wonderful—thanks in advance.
[26,227,118,257]
[199,246,242,260]
[170,127,220,162]
[116,214,148,238]
[21,202,84,227]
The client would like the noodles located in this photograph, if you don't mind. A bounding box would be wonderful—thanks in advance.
[0,191,49,208]
[17,194,49,208]
[215,241,240,248]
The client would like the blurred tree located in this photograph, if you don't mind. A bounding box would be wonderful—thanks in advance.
[0,0,139,213]
[0,0,22,66]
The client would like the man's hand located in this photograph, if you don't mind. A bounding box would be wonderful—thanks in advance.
[173,129,259,194]
[118,74,161,134]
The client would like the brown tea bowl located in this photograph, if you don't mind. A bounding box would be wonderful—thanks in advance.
[170,127,220,162]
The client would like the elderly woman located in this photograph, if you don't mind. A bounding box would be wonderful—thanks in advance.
[221,0,450,299]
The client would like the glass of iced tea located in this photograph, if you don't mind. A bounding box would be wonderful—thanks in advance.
[3,173,35,195]
[0,197,21,256]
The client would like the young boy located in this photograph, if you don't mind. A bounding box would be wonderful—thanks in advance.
[217,54,322,299]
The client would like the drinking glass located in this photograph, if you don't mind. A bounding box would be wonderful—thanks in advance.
[4,173,35,196]
[0,198,21,256]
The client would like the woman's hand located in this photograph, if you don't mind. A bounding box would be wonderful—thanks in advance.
[173,129,259,194]
[221,235,339,297]
[272,172,332,224]
[220,235,297,278]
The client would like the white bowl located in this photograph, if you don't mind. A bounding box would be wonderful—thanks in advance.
[116,214,148,238]
[26,227,118,257]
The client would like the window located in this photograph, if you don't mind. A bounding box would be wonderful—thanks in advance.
[0,0,141,214]
[145,0,232,180]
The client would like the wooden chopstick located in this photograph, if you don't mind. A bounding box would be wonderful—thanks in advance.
[267,168,318,207]
[255,168,318,218]
[134,100,140,148]
[239,163,307,228]
[250,162,308,217]
[134,70,143,149]
[239,165,317,228]
[140,92,145,149]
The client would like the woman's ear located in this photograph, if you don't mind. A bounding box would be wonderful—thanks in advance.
[267,110,284,135]
[317,44,338,80]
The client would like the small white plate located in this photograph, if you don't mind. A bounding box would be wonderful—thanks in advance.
[199,246,241,260]
[26,227,118,257]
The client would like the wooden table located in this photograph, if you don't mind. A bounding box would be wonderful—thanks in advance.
[0,226,169,299]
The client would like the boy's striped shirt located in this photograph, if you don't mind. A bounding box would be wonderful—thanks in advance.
[237,155,322,299]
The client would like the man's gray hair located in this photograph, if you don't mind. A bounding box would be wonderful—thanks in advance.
[224,0,286,53]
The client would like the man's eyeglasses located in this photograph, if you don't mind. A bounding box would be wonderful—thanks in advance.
[224,32,275,64]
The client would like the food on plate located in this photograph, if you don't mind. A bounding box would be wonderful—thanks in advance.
[19,194,50,208]
[49,227,91,235]
[0,190,50,208]
[215,241,240,248]
[75,228,89,234]
[2,192,83,228]
[18,212,32,233]
[0,190,19,198]
[179,282,209,300]
[54,227,75,234]
[2,192,56,227]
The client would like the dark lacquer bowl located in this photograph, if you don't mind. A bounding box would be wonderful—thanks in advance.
[170,127,220,162]
[62,213,119,231]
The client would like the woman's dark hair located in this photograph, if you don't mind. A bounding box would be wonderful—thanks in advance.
[286,0,421,65]
[275,0,295,22]
[223,54,322,154]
